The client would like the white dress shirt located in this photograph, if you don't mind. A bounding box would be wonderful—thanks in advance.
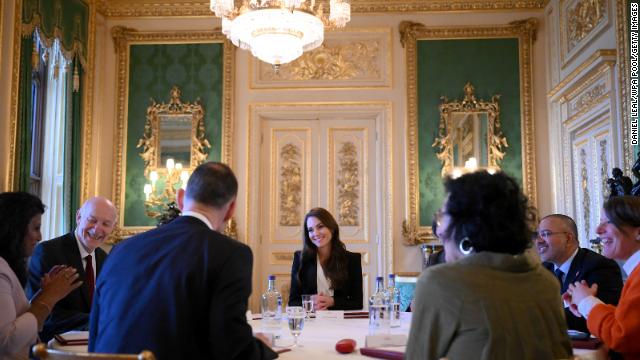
[181,211,213,230]
[316,259,334,296]
[75,235,96,282]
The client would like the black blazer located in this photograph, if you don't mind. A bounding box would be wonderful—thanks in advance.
[26,232,107,342]
[288,250,363,310]
[544,247,623,333]
[89,216,277,360]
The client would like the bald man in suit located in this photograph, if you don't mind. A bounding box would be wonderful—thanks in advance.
[27,197,116,341]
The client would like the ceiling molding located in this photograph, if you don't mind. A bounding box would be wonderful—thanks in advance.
[97,0,548,18]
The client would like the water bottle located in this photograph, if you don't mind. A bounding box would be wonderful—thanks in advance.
[368,276,389,332]
[387,274,401,328]
[261,275,282,328]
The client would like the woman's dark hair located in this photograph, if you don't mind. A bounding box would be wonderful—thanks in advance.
[603,196,640,230]
[0,192,45,285]
[442,171,536,255]
[298,207,349,290]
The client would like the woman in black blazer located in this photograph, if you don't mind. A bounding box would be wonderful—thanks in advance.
[288,207,363,310]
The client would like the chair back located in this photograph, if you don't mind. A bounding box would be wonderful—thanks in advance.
[32,343,156,360]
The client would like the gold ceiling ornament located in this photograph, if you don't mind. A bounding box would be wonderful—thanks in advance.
[209,0,351,67]
[433,82,507,178]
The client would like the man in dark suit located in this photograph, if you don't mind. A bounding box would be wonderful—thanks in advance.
[89,162,276,360]
[26,196,116,342]
[536,214,623,333]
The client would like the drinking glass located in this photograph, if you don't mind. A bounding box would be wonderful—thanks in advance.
[286,306,305,347]
[301,294,315,320]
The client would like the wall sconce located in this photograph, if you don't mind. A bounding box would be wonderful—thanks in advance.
[448,157,499,179]
[143,157,190,222]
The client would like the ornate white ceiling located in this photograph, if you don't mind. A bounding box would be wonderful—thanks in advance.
[96,0,547,17]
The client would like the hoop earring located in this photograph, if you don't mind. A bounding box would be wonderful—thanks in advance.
[458,237,473,255]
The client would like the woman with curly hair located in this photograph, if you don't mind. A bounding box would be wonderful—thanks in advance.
[288,207,362,310]
[0,192,82,359]
[405,171,572,359]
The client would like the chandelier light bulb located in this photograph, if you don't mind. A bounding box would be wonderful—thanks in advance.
[210,0,350,65]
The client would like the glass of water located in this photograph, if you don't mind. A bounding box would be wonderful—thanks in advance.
[301,294,314,320]
[286,306,305,346]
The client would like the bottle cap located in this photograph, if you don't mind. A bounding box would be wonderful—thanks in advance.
[376,276,383,281]
[388,273,395,278]
[268,275,276,280]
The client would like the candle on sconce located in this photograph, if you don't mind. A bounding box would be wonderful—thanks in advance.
[143,184,152,200]
[180,171,189,190]
[150,171,158,187]
[464,157,478,171]
[166,158,175,173]
[175,162,183,171]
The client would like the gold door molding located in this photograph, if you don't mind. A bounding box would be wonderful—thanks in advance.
[110,27,234,240]
[399,19,538,245]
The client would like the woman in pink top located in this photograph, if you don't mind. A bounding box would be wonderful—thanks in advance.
[567,196,640,358]
[0,192,82,359]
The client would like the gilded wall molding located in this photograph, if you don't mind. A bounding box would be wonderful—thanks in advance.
[547,49,616,97]
[616,0,632,172]
[110,26,233,241]
[560,61,614,126]
[599,139,609,201]
[96,0,547,17]
[251,28,391,89]
[579,148,590,240]
[560,0,610,67]
[570,82,607,113]
[278,143,303,226]
[337,141,360,226]
[8,0,23,190]
[81,1,97,204]
[400,19,538,245]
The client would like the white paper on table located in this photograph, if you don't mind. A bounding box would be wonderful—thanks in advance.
[365,334,408,347]
[315,310,344,320]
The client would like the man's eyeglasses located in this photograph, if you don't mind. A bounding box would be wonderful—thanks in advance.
[536,230,569,240]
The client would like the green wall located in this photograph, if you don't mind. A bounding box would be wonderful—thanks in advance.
[417,38,522,226]
[124,43,224,227]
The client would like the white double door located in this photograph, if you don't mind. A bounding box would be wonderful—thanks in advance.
[257,117,381,308]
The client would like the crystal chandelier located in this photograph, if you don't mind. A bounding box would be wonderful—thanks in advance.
[210,0,351,66]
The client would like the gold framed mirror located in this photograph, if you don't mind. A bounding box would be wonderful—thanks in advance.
[110,27,234,243]
[433,82,507,177]
[137,86,210,220]
[399,19,538,245]
[138,86,209,176]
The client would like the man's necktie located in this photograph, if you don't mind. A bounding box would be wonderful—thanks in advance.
[85,254,94,306]
[554,268,564,285]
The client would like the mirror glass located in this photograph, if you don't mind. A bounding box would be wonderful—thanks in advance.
[158,114,192,167]
[450,112,488,168]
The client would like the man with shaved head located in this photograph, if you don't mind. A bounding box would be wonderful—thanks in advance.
[27,196,117,341]
[536,214,622,333]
